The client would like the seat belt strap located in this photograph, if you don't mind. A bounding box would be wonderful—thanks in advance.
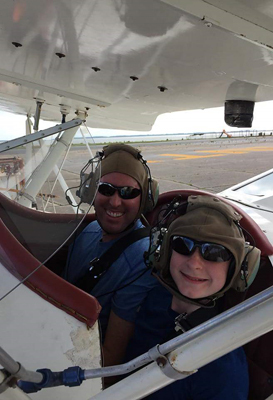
[74,227,150,293]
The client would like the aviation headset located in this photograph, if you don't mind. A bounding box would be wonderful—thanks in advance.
[75,143,159,216]
[145,195,261,307]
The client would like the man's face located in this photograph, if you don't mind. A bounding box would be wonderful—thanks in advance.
[94,172,141,239]
[170,248,230,299]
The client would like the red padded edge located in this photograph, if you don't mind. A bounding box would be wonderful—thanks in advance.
[146,190,273,257]
[0,218,101,327]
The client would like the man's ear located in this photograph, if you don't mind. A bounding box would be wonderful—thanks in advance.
[142,177,159,214]
[76,164,100,205]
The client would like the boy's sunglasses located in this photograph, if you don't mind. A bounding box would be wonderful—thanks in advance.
[171,236,233,263]
[98,182,141,200]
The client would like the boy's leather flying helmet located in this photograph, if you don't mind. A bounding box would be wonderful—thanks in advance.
[151,195,260,307]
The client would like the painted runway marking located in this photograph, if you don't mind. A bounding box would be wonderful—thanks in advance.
[160,147,273,161]
[174,154,225,160]
[196,147,273,154]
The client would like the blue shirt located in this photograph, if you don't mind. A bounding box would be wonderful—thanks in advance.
[126,286,249,400]
[64,220,158,340]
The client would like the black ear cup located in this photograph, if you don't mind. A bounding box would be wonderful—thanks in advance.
[143,178,159,214]
[76,163,100,205]
[231,246,261,292]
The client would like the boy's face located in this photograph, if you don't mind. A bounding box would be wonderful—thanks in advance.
[170,248,230,299]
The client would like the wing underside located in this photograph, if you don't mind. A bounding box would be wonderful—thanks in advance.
[1,0,273,130]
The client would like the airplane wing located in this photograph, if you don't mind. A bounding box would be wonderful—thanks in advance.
[1,0,273,130]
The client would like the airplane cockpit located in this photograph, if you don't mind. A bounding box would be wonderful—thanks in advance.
[0,114,273,400]
[1,169,273,399]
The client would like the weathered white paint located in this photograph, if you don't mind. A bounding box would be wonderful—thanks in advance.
[0,264,102,400]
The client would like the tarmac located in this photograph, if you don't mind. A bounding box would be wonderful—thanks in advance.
[68,136,273,195]
[4,136,272,213]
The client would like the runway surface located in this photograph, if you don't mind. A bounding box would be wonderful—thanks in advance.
[3,136,271,213]
[72,136,273,195]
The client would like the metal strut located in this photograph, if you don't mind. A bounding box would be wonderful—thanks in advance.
[0,119,83,153]
[33,99,45,131]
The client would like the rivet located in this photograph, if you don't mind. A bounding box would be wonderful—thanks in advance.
[55,52,66,59]
[157,357,167,367]
[157,86,168,92]
[12,41,22,48]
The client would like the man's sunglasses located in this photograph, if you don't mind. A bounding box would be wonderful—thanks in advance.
[171,236,233,263]
[98,182,141,200]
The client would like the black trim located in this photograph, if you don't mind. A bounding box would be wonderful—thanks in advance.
[74,228,150,293]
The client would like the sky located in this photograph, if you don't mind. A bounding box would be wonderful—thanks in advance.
[0,100,273,140]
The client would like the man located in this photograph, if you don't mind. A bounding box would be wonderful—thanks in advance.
[64,143,159,368]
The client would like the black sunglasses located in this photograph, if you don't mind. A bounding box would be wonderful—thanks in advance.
[171,236,233,263]
[98,182,141,200]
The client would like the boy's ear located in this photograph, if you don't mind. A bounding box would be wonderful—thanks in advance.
[232,246,261,292]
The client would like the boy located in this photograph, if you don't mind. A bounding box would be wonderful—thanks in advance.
[125,195,260,399]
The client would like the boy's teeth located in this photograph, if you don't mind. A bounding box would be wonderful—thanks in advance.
[184,273,206,281]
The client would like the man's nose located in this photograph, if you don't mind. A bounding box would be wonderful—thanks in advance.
[109,191,122,207]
